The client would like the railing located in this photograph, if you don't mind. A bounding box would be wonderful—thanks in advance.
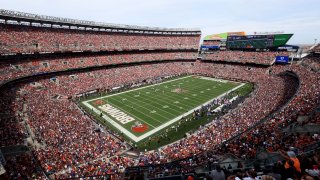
[0,9,201,33]
[301,141,320,153]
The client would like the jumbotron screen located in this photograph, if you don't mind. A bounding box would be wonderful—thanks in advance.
[227,35,274,49]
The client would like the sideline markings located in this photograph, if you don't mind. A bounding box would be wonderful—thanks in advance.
[82,82,245,142]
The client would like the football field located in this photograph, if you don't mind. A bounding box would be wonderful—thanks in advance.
[81,75,245,143]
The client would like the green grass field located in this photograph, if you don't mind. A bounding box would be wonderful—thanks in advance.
[80,75,247,147]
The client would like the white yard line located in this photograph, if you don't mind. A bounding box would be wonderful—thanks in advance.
[144,79,214,106]
[82,82,246,142]
[121,93,183,115]
[84,75,193,103]
[110,97,163,125]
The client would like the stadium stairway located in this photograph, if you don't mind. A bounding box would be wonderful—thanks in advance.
[23,103,47,149]
[282,109,320,134]
[309,43,320,51]
[282,123,320,134]
[122,150,140,159]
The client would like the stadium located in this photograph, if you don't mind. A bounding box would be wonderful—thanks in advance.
[0,7,319,180]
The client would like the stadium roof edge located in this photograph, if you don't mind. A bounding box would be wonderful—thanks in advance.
[0,9,201,33]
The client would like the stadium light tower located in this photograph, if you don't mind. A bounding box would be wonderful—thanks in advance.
[315,39,318,45]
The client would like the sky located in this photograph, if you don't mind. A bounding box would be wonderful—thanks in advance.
[1,0,319,45]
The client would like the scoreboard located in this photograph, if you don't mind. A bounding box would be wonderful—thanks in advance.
[227,35,274,49]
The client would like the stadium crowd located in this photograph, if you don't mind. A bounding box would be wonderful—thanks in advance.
[204,63,320,160]
[0,153,47,179]
[0,87,27,147]
[0,62,197,178]
[302,56,320,71]
[203,51,290,65]
[0,51,197,84]
[0,24,200,55]
[138,63,298,162]
[1,59,319,179]
[1,10,319,180]
[123,63,320,179]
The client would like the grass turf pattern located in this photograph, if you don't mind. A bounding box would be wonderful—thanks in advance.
[81,76,242,145]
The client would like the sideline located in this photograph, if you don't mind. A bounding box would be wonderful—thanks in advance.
[82,82,245,142]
